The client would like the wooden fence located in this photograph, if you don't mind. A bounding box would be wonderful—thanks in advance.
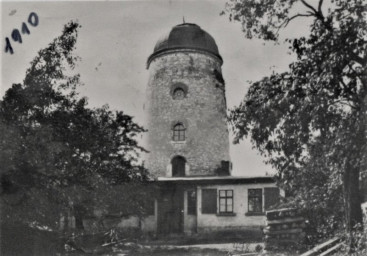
[300,237,343,256]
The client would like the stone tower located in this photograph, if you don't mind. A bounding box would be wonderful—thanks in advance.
[145,23,230,178]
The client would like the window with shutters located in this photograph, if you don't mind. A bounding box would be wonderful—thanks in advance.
[248,189,263,214]
[187,189,197,215]
[202,189,217,214]
[219,190,233,213]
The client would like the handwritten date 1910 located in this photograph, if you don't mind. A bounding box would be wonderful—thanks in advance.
[5,12,39,55]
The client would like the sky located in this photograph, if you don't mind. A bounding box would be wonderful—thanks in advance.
[1,0,313,176]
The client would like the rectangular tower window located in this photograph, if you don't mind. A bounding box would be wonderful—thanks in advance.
[219,189,233,213]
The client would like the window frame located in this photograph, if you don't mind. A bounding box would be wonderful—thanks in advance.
[172,123,186,141]
[247,188,263,214]
[219,189,234,213]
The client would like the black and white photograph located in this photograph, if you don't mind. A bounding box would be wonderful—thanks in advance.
[1,0,366,255]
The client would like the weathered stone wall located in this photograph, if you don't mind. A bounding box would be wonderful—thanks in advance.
[145,51,230,177]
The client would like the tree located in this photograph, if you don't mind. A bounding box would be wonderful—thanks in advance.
[224,0,366,240]
[0,21,150,230]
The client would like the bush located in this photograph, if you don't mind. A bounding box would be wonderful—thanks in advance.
[0,223,61,256]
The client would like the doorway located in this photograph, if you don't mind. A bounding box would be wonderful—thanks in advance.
[172,156,186,177]
[157,185,184,234]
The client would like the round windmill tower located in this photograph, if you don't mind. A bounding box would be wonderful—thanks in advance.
[145,23,230,178]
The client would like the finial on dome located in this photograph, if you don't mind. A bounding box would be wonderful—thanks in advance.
[183,16,185,24]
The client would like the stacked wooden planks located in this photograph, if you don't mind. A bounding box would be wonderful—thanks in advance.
[264,208,305,250]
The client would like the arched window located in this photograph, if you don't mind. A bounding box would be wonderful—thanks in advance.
[173,123,185,141]
[173,88,185,100]
[172,156,186,177]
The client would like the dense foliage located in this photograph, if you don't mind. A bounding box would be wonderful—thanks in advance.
[0,21,150,230]
[224,0,366,241]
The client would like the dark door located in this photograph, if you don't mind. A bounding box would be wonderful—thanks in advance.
[172,156,186,177]
[157,186,184,234]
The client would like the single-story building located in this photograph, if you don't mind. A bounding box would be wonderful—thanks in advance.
[96,176,281,235]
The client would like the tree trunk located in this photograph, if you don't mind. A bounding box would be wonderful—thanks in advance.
[343,108,365,253]
[343,162,363,254]
[343,165,363,231]
[344,96,366,233]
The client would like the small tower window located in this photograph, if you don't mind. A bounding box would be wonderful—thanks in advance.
[173,123,185,141]
[171,83,188,100]
[173,88,185,100]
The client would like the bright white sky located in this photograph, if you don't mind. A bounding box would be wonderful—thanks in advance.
[1,0,315,176]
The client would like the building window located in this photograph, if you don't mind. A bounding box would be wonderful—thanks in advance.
[173,123,185,141]
[173,88,185,100]
[202,189,217,214]
[187,189,197,215]
[219,190,233,213]
[248,189,263,213]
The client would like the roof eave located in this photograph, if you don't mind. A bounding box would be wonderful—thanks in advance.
[154,176,276,185]
[147,47,223,69]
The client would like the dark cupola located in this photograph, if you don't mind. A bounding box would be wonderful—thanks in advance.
[147,23,222,67]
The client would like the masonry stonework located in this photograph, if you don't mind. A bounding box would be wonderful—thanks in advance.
[145,51,230,177]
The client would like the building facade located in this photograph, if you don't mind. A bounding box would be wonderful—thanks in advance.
[139,23,281,235]
[145,23,230,177]
[81,23,281,235]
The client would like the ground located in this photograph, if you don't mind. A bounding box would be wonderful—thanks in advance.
[0,224,301,255]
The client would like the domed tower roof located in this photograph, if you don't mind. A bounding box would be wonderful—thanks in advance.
[147,23,222,67]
